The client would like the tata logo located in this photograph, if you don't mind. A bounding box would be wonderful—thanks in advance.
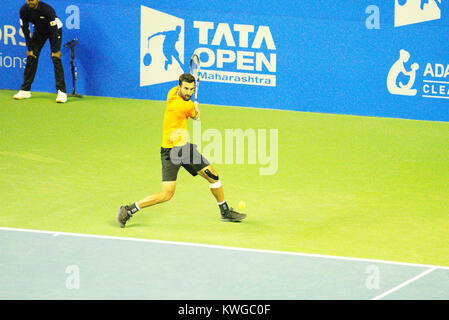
[193,22,277,87]
[395,0,441,27]
[140,5,277,87]
[140,6,184,87]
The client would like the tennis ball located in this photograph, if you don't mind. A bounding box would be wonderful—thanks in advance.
[238,201,246,210]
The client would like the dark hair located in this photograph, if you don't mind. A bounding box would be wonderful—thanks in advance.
[179,73,195,86]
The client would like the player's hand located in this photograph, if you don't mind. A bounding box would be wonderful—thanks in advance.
[194,101,200,113]
[27,51,36,58]
[51,51,62,59]
[194,102,201,120]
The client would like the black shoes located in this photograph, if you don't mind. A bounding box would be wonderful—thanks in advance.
[221,207,247,222]
[117,205,247,227]
[117,205,133,228]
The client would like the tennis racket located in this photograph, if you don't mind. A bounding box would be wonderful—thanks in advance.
[190,53,200,103]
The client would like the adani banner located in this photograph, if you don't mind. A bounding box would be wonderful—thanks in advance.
[0,0,448,122]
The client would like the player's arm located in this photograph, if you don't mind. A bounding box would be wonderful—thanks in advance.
[19,8,34,56]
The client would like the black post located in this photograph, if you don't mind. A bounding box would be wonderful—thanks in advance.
[64,39,83,98]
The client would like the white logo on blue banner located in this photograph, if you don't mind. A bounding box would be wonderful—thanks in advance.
[193,22,277,87]
[395,0,441,27]
[140,6,184,86]
[387,49,420,96]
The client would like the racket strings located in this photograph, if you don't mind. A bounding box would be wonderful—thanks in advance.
[190,55,200,81]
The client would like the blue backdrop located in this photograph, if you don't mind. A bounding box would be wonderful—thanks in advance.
[1,0,448,121]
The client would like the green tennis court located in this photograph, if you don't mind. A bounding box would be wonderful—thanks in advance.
[0,89,448,299]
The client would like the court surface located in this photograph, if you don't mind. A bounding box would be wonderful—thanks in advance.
[1,90,448,300]
[1,227,448,300]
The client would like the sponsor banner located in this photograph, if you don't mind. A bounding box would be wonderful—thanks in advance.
[140,6,184,87]
[0,0,448,121]
[199,70,276,87]
[395,0,441,27]
[388,49,449,100]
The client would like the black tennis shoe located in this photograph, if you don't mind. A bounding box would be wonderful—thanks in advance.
[117,205,133,228]
[221,207,246,222]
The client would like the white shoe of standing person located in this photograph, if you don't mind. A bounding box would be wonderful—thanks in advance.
[56,90,67,103]
[13,90,31,100]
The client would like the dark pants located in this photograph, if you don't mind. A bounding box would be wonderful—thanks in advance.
[20,29,66,93]
[161,143,210,181]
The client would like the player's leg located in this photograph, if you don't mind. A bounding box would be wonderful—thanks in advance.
[116,147,180,228]
[117,181,176,228]
[197,165,246,222]
[186,142,246,222]
[197,165,224,202]
[180,143,245,221]
[50,27,67,102]
[15,33,46,99]
[137,181,176,208]
[179,144,226,211]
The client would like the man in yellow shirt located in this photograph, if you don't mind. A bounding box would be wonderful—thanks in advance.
[117,73,246,227]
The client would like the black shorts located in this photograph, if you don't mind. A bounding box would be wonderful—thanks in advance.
[161,143,210,181]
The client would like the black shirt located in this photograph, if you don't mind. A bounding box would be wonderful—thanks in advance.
[20,1,61,52]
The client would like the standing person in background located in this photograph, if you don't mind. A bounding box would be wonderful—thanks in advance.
[13,0,67,103]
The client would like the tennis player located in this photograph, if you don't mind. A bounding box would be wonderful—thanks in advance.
[117,73,246,227]
[13,0,67,103]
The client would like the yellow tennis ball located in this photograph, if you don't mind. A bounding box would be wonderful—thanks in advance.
[238,201,246,210]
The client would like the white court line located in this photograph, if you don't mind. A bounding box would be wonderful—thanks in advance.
[371,267,438,300]
[1,226,449,271]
